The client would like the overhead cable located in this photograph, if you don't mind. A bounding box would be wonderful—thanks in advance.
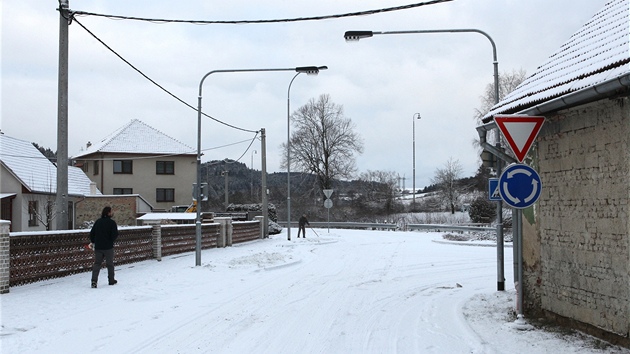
[72,17,259,134]
[70,0,453,25]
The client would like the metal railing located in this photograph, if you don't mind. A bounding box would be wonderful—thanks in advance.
[408,223,495,232]
[281,221,397,230]
[280,221,496,233]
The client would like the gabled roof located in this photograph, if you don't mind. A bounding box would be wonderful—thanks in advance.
[0,134,101,196]
[484,0,630,120]
[72,119,195,158]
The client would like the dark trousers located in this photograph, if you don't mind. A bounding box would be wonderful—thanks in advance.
[91,248,115,283]
[297,225,306,238]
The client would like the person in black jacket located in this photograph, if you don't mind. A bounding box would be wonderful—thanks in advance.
[297,214,309,238]
[90,206,119,288]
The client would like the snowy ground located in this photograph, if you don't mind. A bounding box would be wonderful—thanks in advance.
[1,229,628,353]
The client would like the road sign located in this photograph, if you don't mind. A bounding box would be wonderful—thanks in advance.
[498,164,542,209]
[324,199,333,209]
[495,115,545,163]
[323,189,334,199]
[488,178,501,201]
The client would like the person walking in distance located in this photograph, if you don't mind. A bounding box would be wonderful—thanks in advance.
[297,214,309,238]
[90,206,118,288]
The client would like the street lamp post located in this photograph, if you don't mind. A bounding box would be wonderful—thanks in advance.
[195,66,326,266]
[412,113,421,210]
[344,28,506,293]
[344,29,499,111]
[286,67,328,241]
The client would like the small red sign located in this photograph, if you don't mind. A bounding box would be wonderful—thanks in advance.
[495,115,545,162]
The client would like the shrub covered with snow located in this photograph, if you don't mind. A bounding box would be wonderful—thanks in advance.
[468,196,497,223]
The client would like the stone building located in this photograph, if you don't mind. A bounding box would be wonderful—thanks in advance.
[481,0,629,344]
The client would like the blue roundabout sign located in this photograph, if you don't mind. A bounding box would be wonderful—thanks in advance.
[498,164,542,209]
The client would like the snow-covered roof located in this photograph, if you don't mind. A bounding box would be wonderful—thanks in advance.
[72,119,195,158]
[484,0,630,119]
[0,134,101,196]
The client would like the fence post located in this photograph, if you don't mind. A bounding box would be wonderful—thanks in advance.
[152,224,162,261]
[254,216,264,239]
[226,219,233,246]
[215,217,231,248]
[0,220,11,294]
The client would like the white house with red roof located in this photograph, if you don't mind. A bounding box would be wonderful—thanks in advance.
[72,119,196,211]
[480,0,629,344]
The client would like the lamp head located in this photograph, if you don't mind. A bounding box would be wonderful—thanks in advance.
[344,31,374,41]
[295,66,328,75]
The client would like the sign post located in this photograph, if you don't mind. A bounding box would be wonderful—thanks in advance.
[323,189,333,232]
[494,114,545,323]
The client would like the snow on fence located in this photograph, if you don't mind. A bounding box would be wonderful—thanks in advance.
[3,219,262,290]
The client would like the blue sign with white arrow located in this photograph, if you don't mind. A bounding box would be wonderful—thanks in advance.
[498,164,542,209]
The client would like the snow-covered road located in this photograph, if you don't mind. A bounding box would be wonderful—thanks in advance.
[2,229,625,353]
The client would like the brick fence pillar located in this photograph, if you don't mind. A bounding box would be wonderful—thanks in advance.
[254,216,264,239]
[0,220,11,294]
[151,224,162,261]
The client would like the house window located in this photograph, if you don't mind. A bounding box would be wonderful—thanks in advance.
[156,188,175,202]
[28,201,38,226]
[94,160,99,175]
[156,161,175,175]
[113,160,133,174]
[113,188,133,195]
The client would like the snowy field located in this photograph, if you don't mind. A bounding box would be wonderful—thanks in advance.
[1,228,628,353]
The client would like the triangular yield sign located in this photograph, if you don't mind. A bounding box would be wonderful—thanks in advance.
[494,115,545,162]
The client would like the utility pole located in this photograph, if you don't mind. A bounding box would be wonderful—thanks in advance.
[261,128,268,237]
[55,0,70,230]
[222,170,229,210]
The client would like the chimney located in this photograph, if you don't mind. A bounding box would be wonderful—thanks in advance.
[90,182,97,195]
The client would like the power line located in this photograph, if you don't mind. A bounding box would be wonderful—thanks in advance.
[72,17,259,134]
[71,1,453,25]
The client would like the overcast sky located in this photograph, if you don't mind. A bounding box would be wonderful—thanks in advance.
[2,0,606,189]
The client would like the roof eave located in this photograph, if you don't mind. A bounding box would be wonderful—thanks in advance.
[483,73,630,123]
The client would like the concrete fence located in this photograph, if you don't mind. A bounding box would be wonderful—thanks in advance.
[0,218,263,293]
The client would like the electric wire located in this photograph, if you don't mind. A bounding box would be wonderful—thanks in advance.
[72,16,259,134]
[70,0,453,25]
[2,134,258,163]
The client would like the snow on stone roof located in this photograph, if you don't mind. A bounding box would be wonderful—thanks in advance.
[72,119,195,158]
[0,134,101,196]
[485,0,630,119]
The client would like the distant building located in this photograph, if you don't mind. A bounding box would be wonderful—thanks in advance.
[0,133,100,231]
[72,119,196,211]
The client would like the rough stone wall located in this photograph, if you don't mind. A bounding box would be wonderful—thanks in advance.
[532,98,629,336]
[75,196,139,228]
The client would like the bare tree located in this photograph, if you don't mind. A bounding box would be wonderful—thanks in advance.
[25,196,56,230]
[474,68,527,124]
[23,172,57,230]
[282,94,363,190]
[431,157,464,214]
[358,170,400,213]
[472,69,528,154]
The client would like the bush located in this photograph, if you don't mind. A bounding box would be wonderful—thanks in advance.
[468,196,497,223]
